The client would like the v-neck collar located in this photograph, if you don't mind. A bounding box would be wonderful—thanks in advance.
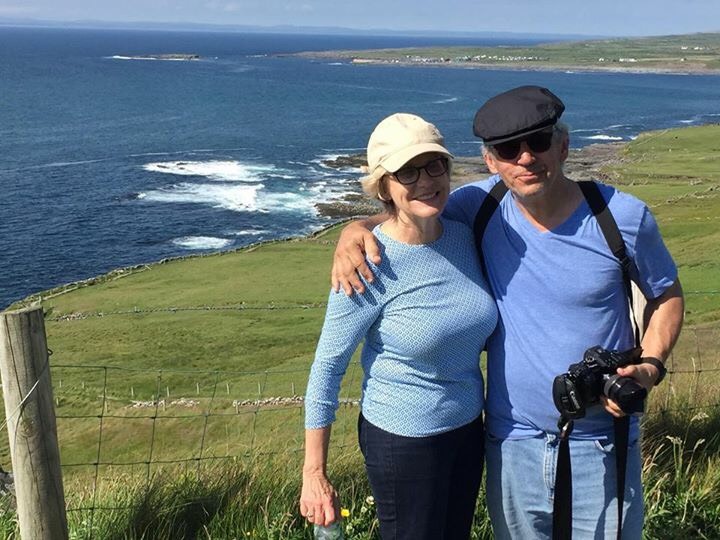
[508,194,589,237]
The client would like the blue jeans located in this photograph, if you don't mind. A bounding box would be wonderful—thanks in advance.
[358,413,484,540]
[485,432,643,539]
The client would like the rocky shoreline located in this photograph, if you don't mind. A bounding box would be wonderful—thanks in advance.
[315,142,624,218]
[302,55,720,76]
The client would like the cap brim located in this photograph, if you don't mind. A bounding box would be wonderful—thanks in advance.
[483,122,557,146]
[380,143,453,173]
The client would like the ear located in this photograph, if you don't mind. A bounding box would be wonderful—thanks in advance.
[377,177,391,202]
[483,151,499,174]
[559,132,569,163]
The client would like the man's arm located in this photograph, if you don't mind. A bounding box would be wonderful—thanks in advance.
[604,279,684,417]
[331,213,388,295]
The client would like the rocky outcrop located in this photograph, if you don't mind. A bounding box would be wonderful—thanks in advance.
[314,142,623,218]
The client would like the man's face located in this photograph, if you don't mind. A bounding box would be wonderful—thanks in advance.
[483,128,569,202]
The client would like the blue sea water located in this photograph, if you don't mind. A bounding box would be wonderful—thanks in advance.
[1,27,719,309]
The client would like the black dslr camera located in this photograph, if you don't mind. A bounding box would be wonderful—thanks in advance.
[552,346,646,419]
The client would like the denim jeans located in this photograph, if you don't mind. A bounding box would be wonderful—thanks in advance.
[485,432,643,540]
[358,413,484,540]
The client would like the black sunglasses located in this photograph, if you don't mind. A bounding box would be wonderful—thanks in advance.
[490,129,555,160]
[392,157,449,185]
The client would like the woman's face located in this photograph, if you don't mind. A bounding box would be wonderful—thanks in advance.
[384,152,450,223]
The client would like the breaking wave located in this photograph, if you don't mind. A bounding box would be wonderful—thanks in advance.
[143,160,276,182]
[582,135,624,141]
[172,236,234,250]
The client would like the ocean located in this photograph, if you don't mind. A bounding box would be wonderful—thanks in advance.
[1,26,719,309]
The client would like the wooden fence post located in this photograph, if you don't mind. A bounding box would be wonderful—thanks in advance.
[0,306,68,540]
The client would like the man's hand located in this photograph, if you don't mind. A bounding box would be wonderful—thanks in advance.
[603,279,683,418]
[331,220,383,295]
[601,361,662,417]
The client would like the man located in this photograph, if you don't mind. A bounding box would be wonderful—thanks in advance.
[332,86,684,538]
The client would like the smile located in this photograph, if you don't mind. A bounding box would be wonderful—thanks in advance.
[518,169,544,181]
[414,191,440,201]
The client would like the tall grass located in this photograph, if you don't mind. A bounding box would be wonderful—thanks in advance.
[2,409,719,539]
[643,416,720,538]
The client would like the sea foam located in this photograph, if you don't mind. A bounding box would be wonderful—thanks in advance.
[172,236,234,250]
[138,182,320,214]
[583,135,624,141]
[139,183,263,212]
[433,96,459,104]
[231,229,272,236]
[143,160,273,182]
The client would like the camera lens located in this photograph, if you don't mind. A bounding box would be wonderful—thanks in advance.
[603,375,647,415]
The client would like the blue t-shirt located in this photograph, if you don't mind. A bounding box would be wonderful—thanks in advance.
[444,175,677,439]
[305,217,498,437]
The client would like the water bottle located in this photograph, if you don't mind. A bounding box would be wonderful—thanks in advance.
[314,521,345,540]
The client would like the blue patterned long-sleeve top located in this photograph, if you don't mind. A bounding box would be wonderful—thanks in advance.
[305,218,498,437]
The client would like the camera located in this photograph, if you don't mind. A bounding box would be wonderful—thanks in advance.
[552,346,647,419]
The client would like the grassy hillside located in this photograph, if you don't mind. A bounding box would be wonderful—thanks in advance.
[301,32,720,72]
[1,124,719,538]
[602,124,720,323]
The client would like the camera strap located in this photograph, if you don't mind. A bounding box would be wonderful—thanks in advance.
[473,180,642,345]
[553,416,629,540]
[553,417,574,540]
[577,181,641,346]
[552,182,637,540]
[472,180,638,540]
[472,179,509,280]
[578,180,636,538]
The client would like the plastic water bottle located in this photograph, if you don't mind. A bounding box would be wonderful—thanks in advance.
[314,521,345,540]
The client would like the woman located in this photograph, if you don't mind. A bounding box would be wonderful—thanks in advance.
[300,113,498,539]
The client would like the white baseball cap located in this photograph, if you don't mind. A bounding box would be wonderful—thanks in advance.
[367,113,453,174]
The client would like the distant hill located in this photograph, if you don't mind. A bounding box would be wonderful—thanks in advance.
[0,17,611,41]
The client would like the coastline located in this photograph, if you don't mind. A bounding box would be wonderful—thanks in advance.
[346,59,720,76]
[11,141,625,310]
[293,52,720,76]
[291,32,720,75]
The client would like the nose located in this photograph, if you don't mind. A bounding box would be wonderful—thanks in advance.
[516,142,536,165]
[417,168,434,183]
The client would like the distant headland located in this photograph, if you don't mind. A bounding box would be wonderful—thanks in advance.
[292,32,720,75]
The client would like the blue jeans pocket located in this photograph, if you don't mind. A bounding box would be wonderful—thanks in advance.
[593,436,639,454]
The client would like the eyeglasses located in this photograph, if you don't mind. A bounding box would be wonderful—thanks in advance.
[490,129,555,160]
[391,157,449,185]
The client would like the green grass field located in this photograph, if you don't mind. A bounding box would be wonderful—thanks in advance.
[602,125,720,324]
[1,124,720,538]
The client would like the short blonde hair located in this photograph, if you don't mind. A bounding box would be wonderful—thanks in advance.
[360,165,395,213]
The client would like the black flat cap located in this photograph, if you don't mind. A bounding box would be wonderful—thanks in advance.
[473,86,565,145]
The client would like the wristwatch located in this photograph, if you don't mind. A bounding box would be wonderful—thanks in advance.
[642,357,667,385]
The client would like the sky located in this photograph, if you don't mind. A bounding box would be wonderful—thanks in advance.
[1,0,719,37]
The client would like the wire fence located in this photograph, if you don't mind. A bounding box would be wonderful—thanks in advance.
[1,318,719,536]
[46,357,365,520]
